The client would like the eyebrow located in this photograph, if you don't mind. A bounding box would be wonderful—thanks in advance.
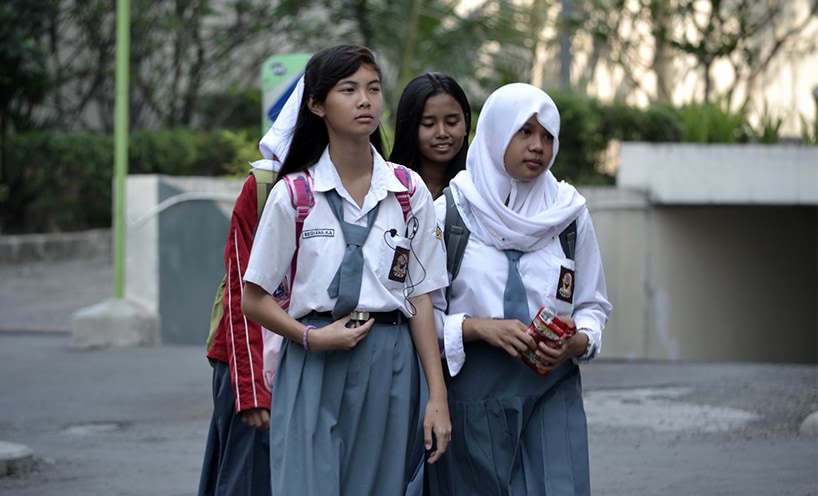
[422,113,462,119]
[338,78,381,86]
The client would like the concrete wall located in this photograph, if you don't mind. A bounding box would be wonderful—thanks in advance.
[580,187,651,360]
[584,188,817,364]
[618,143,818,205]
[126,175,243,344]
[645,206,816,363]
[588,142,818,364]
[0,229,111,265]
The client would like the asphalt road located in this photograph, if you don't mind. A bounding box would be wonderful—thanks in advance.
[0,259,816,495]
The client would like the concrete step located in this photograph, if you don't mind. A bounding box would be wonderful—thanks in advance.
[0,440,33,477]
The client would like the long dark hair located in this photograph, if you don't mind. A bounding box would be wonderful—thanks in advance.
[390,72,471,186]
[277,45,385,180]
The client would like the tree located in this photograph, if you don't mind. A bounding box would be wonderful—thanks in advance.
[568,0,818,109]
[269,0,498,111]
[0,0,54,223]
[37,0,284,130]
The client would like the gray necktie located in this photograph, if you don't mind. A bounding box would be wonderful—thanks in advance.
[325,190,381,319]
[503,249,530,323]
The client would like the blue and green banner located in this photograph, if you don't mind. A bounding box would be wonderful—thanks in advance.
[261,54,311,132]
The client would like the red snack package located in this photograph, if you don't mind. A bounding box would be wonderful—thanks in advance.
[520,305,576,377]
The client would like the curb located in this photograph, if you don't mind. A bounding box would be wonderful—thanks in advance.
[0,440,33,477]
[0,229,111,265]
[800,411,818,435]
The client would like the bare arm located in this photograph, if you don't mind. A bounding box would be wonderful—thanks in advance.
[242,282,303,342]
[409,293,451,464]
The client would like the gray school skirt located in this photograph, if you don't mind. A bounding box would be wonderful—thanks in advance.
[427,341,590,496]
[269,313,420,496]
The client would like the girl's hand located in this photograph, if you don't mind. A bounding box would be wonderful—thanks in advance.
[469,318,537,357]
[307,317,374,352]
[424,395,452,464]
[239,408,270,430]
[534,315,585,372]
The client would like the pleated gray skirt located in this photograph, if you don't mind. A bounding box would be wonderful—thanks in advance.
[427,341,590,496]
[269,313,420,496]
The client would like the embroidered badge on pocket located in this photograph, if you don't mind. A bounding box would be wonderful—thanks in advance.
[388,246,410,283]
[556,266,574,303]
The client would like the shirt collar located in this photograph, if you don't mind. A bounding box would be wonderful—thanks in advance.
[311,145,398,214]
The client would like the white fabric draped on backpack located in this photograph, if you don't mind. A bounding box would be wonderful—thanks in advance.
[255,76,304,391]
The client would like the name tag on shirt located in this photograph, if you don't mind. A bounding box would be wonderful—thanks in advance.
[302,228,335,239]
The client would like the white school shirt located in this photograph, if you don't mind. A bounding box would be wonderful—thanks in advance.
[431,197,612,376]
[244,146,449,319]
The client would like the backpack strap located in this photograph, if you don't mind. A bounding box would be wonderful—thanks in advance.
[387,162,416,223]
[249,168,277,221]
[442,186,470,308]
[558,219,577,261]
[281,171,315,310]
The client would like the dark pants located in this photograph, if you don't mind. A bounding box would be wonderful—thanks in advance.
[198,361,271,496]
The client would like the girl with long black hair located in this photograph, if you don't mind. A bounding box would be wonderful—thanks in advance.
[241,45,451,495]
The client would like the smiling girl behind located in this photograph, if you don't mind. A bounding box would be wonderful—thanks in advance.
[391,72,472,199]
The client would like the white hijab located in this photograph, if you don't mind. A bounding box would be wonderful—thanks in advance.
[252,76,305,172]
[449,83,586,252]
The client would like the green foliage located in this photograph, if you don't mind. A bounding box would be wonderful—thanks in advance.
[550,91,609,184]
[219,129,264,176]
[749,102,783,144]
[1,132,113,233]
[800,114,818,145]
[0,0,53,120]
[1,91,806,233]
[0,129,256,233]
[548,93,683,185]
[196,85,262,130]
[678,99,750,143]
[597,101,683,142]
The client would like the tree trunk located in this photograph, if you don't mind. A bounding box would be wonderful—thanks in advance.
[703,60,713,102]
[0,108,7,186]
[559,0,573,90]
[396,0,422,105]
[354,0,375,50]
[530,0,547,88]
[651,0,673,102]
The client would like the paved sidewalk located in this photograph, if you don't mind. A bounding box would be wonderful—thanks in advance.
[0,258,112,334]
[0,258,816,495]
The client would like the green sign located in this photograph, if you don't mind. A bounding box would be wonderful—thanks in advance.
[261,54,311,132]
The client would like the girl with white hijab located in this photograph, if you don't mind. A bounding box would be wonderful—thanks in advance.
[427,83,612,495]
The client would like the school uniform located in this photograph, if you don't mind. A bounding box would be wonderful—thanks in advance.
[199,174,271,496]
[244,145,448,496]
[426,83,612,496]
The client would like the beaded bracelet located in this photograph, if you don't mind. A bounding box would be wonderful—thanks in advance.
[302,325,315,352]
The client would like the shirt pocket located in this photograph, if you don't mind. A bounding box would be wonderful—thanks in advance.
[376,233,412,291]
